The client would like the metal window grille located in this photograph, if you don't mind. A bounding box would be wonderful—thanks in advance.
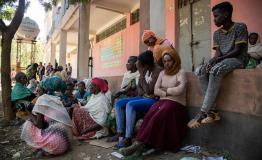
[96,18,127,43]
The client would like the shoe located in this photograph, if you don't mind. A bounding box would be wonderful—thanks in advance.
[114,138,132,149]
[187,111,208,129]
[107,134,119,142]
[119,141,144,156]
[201,110,220,123]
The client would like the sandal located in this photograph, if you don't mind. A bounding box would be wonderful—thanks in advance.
[201,110,220,123]
[187,111,208,129]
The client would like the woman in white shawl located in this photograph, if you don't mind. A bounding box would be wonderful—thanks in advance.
[21,77,72,156]
[72,78,111,140]
[246,32,262,68]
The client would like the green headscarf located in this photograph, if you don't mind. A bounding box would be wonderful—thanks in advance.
[40,76,67,95]
[11,82,32,102]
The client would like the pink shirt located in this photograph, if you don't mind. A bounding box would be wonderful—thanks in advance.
[154,69,187,106]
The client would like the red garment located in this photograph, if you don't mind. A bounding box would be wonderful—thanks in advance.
[72,107,97,140]
[92,78,108,93]
[136,100,188,152]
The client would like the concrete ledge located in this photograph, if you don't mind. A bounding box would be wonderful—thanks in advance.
[186,69,262,117]
[186,107,262,160]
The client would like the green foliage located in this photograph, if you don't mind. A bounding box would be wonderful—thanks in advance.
[40,0,90,12]
[0,0,16,20]
[0,5,15,20]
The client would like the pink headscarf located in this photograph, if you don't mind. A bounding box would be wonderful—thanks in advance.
[91,78,108,93]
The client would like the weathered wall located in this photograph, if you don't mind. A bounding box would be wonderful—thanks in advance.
[92,19,140,77]
[187,69,262,116]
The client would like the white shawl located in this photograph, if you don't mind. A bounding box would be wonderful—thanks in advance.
[81,92,110,126]
[120,71,140,89]
[33,94,72,127]
[248,34,262,59]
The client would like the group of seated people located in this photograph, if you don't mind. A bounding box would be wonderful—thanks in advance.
[10,1,261,158]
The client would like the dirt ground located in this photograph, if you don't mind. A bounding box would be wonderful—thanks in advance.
[0,110,231,160]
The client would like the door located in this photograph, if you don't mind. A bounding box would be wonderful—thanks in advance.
[178,0,211,71]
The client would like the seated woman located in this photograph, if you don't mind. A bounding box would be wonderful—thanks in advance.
[21,76,72,157]
[72,78,111,140]
[121,45,188,156]
[246,32,262,69]
[11,72,35,118]
[74,81,91,106]
[114,50,162,148]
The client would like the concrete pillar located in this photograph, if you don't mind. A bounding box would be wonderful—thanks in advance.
[139,0,150,52]
[139,0,166,52]
[50,43,56,66]
[77,2,90,80]
[59,30,67,67]
[150,0,166,38]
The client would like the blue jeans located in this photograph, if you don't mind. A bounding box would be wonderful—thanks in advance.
[115,96,157,138]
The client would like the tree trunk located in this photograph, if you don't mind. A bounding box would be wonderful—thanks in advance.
[1,33,14,120]
[0,0,25,121]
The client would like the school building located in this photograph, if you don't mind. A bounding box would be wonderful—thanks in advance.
[44,1,262,159]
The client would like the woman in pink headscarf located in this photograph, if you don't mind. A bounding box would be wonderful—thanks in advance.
[72,78,111,140]
[142,30,173,66]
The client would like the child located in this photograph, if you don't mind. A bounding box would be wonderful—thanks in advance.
[61,82,78,118]
[188,2,248,128]
[74,81,91,106]
[246,32,262,68]
[114,56,140,99]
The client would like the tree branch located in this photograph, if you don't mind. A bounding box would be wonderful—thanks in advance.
[0,19,7,32]
[8,0,25,36]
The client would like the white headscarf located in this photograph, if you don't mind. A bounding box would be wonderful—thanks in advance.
[248,33,262,59]
[33,94,72,126]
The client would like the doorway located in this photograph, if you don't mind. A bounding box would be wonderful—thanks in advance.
[178,0,211,71]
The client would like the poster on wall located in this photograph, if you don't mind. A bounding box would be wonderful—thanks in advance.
[99,33,123,69]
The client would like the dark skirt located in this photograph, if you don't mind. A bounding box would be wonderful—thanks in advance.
[136,99,188,152]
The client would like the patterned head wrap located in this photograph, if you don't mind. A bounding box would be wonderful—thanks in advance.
[40,76,67,95]
[142,30,156,42]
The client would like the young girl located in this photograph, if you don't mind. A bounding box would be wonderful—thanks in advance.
[246,32,262,68]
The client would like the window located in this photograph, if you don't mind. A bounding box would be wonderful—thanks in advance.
[96,18,127,43]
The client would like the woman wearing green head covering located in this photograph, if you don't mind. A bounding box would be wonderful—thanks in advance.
[21,76,72,157]
[40,76,67,95]
[11,72,36,113]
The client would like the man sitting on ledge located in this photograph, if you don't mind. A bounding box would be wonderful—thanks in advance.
[188,1,248,128]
